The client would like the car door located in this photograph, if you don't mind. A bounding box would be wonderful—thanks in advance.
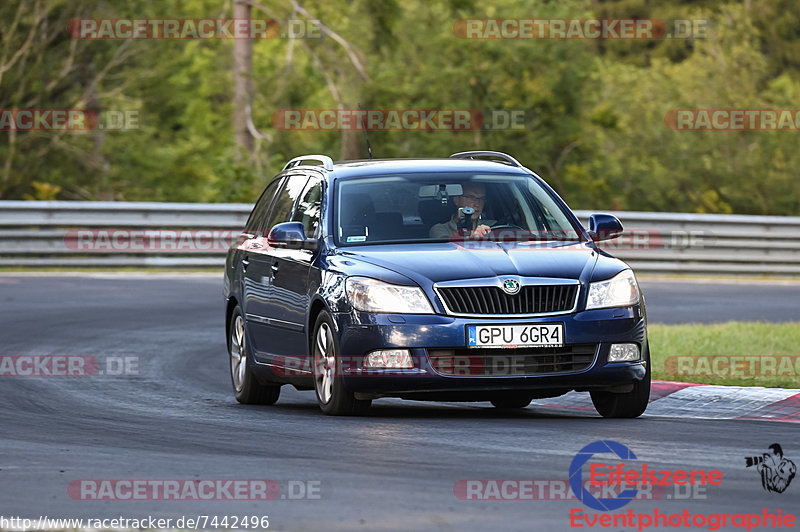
[250,172,311,361]
[242,177,284,359]
[265,172,324,360]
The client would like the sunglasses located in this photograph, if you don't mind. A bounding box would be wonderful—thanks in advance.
[461,194,486,203]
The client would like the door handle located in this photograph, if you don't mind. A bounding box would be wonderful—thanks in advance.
[242,256,250,272]
[270,263,280,278]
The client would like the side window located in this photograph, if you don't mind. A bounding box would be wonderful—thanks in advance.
[245,178,283,235]
[291,175,323,238]
[261,174,309,233]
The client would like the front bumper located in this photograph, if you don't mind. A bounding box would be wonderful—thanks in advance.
[333,306,648,397]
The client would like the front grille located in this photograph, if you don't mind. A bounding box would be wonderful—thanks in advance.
[428,344,597,377]
[437,284,578,315]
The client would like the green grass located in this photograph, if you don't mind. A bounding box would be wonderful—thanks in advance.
[649,322,800,388]
[639,274,800,283]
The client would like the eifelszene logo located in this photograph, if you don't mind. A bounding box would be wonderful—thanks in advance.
[569,440,722,512]
[569,441,639,511]
[745,443,796,494]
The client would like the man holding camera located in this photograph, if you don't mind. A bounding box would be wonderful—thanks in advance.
[429,183,494,239]
[747,443,797,494]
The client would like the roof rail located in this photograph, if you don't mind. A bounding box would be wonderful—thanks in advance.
[450,151,522,168]
[282,154,334,172]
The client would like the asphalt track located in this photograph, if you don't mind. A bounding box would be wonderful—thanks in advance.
[0,275,798,531]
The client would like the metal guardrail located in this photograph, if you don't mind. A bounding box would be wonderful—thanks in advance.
[0,201,799,276]
[582,210,800,276]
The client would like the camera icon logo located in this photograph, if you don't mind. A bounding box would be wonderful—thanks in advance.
[745,443,796,494]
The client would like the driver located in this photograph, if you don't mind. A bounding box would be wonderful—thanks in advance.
[429,183,494,239]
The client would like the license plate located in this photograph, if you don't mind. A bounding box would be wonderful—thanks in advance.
[466,324,564,348]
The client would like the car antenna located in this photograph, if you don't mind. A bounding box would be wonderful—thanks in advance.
[357,102,373,160]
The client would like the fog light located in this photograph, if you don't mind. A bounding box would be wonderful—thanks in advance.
[364,349,413,369]
[608,343,640,362]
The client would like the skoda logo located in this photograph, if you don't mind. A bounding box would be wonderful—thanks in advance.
[502,279,520,295]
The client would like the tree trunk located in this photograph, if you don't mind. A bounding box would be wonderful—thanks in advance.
[340,130,364,161]
[233,0,253,157]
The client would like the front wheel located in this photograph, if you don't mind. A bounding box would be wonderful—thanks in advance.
[229,307,280,405]
[312,311,371,416]
[590,346,650,418]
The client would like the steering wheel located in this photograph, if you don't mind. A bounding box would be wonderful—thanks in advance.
[488,223,526,232]
[484,223,535,242]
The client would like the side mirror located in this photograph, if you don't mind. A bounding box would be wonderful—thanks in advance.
[587,214,623,241]
[267,222,318,250]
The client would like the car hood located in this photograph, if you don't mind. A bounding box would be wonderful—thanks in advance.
[339,241,599,286]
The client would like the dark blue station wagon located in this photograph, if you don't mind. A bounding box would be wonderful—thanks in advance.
[224,151,649,416]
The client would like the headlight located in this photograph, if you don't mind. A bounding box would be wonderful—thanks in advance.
[346,277,433,314]
[586,270,640,310]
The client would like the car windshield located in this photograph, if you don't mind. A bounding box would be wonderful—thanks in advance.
[335,172,582,246]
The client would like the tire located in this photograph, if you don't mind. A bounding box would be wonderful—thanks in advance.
[228,307,280,405]
[590,345,651,418]
[312,311,371,416]
[490,393,533,409]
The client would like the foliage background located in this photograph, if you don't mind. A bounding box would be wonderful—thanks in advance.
[1,0,798,215]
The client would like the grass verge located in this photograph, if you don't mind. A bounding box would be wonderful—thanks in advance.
[649,322,800,388]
